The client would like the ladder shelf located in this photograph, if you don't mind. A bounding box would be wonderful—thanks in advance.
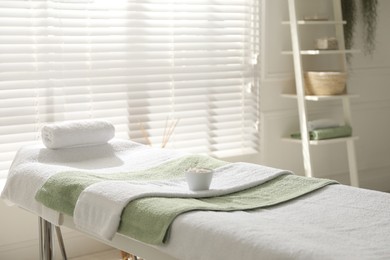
[284,0,359,187]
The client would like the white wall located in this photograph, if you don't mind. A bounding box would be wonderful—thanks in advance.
[258,0,390,191]
[1,1,389,259]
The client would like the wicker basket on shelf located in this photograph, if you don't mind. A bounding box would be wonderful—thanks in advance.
[304,71,347,95]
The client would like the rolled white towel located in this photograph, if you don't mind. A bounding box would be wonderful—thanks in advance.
[41,119,115,149]
[307,119,340,132]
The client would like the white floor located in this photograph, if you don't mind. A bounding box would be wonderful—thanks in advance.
[70,249,123,260]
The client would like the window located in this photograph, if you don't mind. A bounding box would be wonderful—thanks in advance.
[0,0,261,178]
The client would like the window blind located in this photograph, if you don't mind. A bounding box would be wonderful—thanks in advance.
[0,0,260,178]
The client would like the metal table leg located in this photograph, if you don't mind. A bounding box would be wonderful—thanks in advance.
[38,217,44,260]
[43,219,53,260]
[55,226,67,260]
[40,217,68,260]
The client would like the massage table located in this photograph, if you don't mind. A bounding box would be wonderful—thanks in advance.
[2,138,390,260]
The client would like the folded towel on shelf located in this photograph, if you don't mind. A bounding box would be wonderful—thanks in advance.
[291,125,352,140]
[307,118,340,131]
[41,119,115,149]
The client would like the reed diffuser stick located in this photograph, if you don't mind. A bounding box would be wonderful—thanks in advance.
[161,118,179,148]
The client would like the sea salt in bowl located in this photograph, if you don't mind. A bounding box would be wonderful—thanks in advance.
[185,167,214,191]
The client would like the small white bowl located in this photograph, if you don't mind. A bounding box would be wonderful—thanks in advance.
[185,168,214,191]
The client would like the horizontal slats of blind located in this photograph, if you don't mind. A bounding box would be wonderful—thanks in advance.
[0,0,260,178]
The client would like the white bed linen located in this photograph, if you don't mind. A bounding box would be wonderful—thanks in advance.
[2,139,390,259]
[159,184,390,260]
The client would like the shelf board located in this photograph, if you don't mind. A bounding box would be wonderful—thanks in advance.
[282,93,359,101]
[282,49,360,55]
[282,20,346,25]
[282,136,359,145]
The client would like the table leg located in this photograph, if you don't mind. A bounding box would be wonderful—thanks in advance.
[55,226,67,260]
[38,217,53,260]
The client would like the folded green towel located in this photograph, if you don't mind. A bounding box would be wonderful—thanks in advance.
[291,125,352,140]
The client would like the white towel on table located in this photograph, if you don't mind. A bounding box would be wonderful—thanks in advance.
[41,119,115,149]
[74,163,292,240]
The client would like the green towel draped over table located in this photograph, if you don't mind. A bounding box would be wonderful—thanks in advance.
[119,174,336,244]
[35,154,337,245]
